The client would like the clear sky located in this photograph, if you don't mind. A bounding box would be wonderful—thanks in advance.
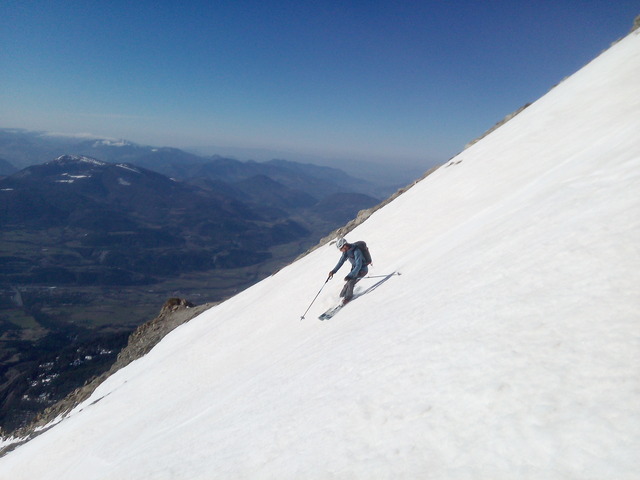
[1,1,638,167]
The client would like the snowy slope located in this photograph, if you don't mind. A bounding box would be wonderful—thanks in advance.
[1,30,639,480]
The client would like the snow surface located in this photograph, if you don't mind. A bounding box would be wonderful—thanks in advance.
[1,31,639,480]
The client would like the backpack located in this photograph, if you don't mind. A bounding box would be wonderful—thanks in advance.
[352,240,372,266]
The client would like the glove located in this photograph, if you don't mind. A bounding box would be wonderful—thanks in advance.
[328,271,334,280]
[344,276,351,281]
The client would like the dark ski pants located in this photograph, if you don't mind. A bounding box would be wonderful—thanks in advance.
[340,269,367,302]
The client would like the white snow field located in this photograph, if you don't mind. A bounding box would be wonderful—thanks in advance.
[1,30,639,480]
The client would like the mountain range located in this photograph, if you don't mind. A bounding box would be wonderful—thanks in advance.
[0,128,414,198]
[0,127,431,189]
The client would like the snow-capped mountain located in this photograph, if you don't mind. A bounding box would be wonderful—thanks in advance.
[1,28,639,480]
[1,154,262,230]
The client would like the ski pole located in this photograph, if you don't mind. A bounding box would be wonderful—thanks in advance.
[300,277,329,320]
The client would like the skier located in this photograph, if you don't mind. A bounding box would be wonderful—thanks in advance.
[328,237,369,305]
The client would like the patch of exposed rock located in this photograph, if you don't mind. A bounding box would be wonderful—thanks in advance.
[1,298,215,455]
[114,298,205,367]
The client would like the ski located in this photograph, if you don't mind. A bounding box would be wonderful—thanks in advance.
[318,295,358,320]
[318,304,344,320]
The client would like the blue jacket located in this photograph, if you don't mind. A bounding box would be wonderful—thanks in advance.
[331,245,368,279]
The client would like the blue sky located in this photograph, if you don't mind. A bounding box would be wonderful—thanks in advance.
[1,1,638,167]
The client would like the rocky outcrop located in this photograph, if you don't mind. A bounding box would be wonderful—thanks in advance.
[115,298,198,368]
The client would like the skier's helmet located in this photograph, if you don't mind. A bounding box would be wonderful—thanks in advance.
[336,237,347,250]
